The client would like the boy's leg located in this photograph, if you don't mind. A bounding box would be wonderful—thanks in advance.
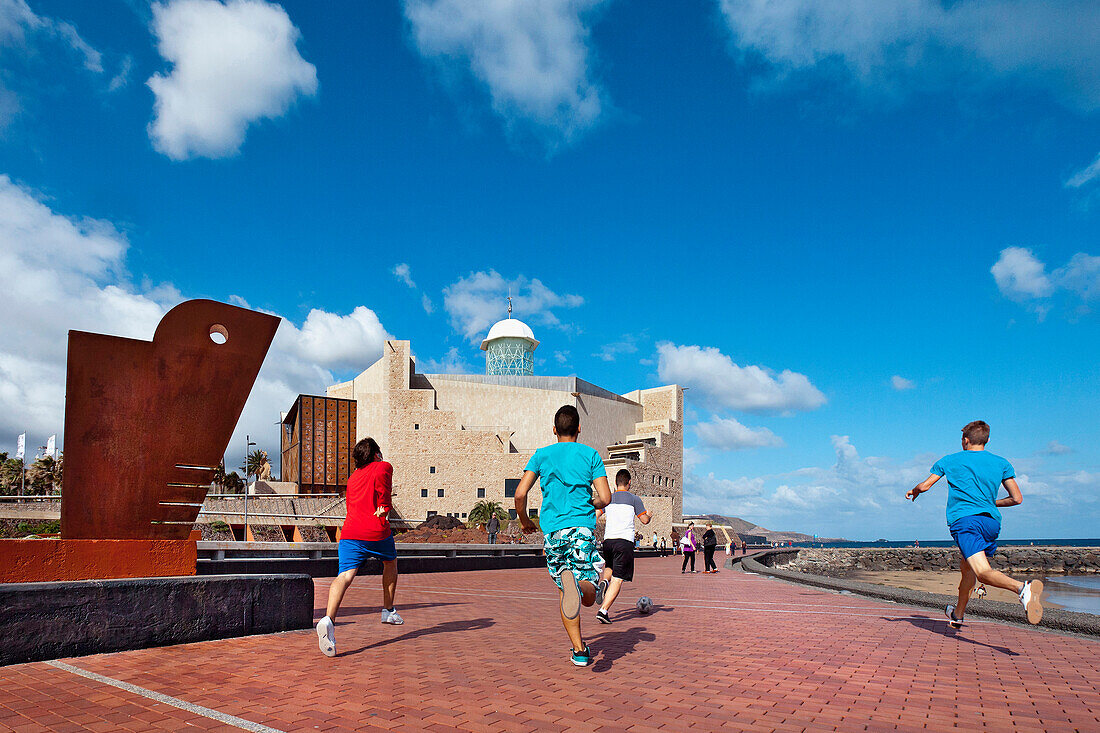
[964,551,1022,594]
[326,568,357,620]
[381,560,398,609]
[560,593,585,652]
[955,555,977,617]
[600,577,624,612]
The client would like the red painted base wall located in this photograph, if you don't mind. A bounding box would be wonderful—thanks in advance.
[0,539,197,583]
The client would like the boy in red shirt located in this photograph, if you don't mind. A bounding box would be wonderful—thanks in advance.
[317,437,400,657]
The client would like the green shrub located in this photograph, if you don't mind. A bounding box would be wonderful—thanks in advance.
[211,521,230,531]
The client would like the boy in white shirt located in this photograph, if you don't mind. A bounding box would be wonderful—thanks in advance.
[595,469,651,624]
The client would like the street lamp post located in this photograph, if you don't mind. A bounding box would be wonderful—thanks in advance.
[244,434,256,540]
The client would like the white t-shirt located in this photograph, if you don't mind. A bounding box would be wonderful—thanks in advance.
[603,490,647,541]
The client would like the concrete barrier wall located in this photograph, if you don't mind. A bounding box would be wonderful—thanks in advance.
[0,574,312,666]
[785,547,1100,576]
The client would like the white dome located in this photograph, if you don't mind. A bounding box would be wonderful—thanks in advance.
[480,318,539,350]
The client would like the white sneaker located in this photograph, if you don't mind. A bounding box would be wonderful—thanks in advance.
[1020,581,1044,624]
[945,605,963,629]
[381,608,404,625]
[316,616,335,657]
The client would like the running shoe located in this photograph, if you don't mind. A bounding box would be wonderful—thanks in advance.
[381,608,404,625]
[596,609,612,624]
[945,605,963,629]
[560,569,582,620]
[595,579,608,605]
[316,616,335,657]
[570,645,593,667]
[1019,581,1044,624]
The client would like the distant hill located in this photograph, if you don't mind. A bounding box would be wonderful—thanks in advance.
[690,513,848,543]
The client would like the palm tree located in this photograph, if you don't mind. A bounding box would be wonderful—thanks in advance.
[244,449,267,482]
[468,500,508,526]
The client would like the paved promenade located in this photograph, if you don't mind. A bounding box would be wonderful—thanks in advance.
[2,555,1099,732]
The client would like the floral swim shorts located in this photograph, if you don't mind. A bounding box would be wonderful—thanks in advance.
[544,527,605,590]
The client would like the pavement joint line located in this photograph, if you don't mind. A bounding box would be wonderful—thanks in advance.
[44,660,285,733]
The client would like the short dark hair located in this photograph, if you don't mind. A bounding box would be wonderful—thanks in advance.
[615,468,631,487]
[962,420,990,446]
[352,437,381,468]
[554,404,580,437]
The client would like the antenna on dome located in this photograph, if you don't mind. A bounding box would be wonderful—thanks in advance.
[507,289,512,318]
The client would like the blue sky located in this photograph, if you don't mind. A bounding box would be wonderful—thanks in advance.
[2,0,1098,539]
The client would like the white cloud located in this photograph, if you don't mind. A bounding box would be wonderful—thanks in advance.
[1066,152,1100,189]
[695,417,783,451]
[1040,440,1073,456]
[393,263,435,313]
[417,346,474,374]
[553,350,570,365]
[593,336,637,362]
[991,246,1054,300]
[890,375,915,391]
[0,0,103,72]
[403,0,608,146]
[0,173,388,474]
[442,269,583,342]
[656,342,825,413]
[393,263,417,289]
[992,247,1100,308]
[147,0,317,160]
[717,0,1100,111]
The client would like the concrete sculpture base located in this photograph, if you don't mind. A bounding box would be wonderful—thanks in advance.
[0,538,197,584]
[0,573,313,666]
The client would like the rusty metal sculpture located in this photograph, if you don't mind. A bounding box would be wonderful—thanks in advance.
[62,300,280,540]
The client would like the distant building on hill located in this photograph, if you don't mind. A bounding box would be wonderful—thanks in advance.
[307,312,683,539]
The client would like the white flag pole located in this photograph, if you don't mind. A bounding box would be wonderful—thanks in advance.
[16,432,25,496]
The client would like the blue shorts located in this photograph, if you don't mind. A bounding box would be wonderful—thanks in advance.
[950,514,1000,559]
[338,536,397,573]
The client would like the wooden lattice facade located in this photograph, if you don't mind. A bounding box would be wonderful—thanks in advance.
[281,395,357,495]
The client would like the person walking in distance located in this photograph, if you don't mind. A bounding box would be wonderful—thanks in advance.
[487,513,500,545]
[595,469,651,624]
[316,438,401,658]
[702,522,719,573]
[514,405,612,667]
[681,522,698,573]
[907,420,1043,627]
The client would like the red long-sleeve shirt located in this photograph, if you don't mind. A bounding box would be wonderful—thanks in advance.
[340,461,393,541]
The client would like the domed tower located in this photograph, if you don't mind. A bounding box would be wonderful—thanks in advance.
[480,297,539,376]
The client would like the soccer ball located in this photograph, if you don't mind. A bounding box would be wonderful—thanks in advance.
[636,596,653,614]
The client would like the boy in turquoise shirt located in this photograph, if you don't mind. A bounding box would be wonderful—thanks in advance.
[516,405,612,667]
[907,420,1043,626]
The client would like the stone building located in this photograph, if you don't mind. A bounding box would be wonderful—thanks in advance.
[324,316,684,540]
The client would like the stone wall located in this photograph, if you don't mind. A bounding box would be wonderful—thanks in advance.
[787,547,1100,576]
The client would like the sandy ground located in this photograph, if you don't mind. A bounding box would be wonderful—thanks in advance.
[845,570,1065,610]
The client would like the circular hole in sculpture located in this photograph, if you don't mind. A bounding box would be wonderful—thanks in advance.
[209,324,228,344]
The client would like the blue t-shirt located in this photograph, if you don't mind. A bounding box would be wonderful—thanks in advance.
[524,442,606,534]
[931,450,1015,526]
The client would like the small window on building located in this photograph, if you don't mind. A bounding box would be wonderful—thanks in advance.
[414,423,419,430]
[529,509,538,518]
[429,466,436,474]
[427,511,437,518]
[477,488,486,498]
[508,509,518,519]
[438,488,445,497]
[504,478,520,498]
[461,513,467,518]
[421,488,428,498]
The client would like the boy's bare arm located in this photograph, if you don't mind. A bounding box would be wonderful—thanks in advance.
[996,477,1023,507]
[592,476,612,509]
[638,511,651,525]
[515,470,538,532]
[906,474,941,501]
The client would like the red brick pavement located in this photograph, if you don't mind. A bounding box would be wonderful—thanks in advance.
[2,556,1099,732]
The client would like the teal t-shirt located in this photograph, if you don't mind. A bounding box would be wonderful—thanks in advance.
[524,442,606,534]
[931,450,1014,526]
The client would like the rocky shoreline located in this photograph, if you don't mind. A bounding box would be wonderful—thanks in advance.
[786,547,1100,576]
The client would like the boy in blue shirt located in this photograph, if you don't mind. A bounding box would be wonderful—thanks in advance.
[907,420,1043,626]
[515,405,612,667]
